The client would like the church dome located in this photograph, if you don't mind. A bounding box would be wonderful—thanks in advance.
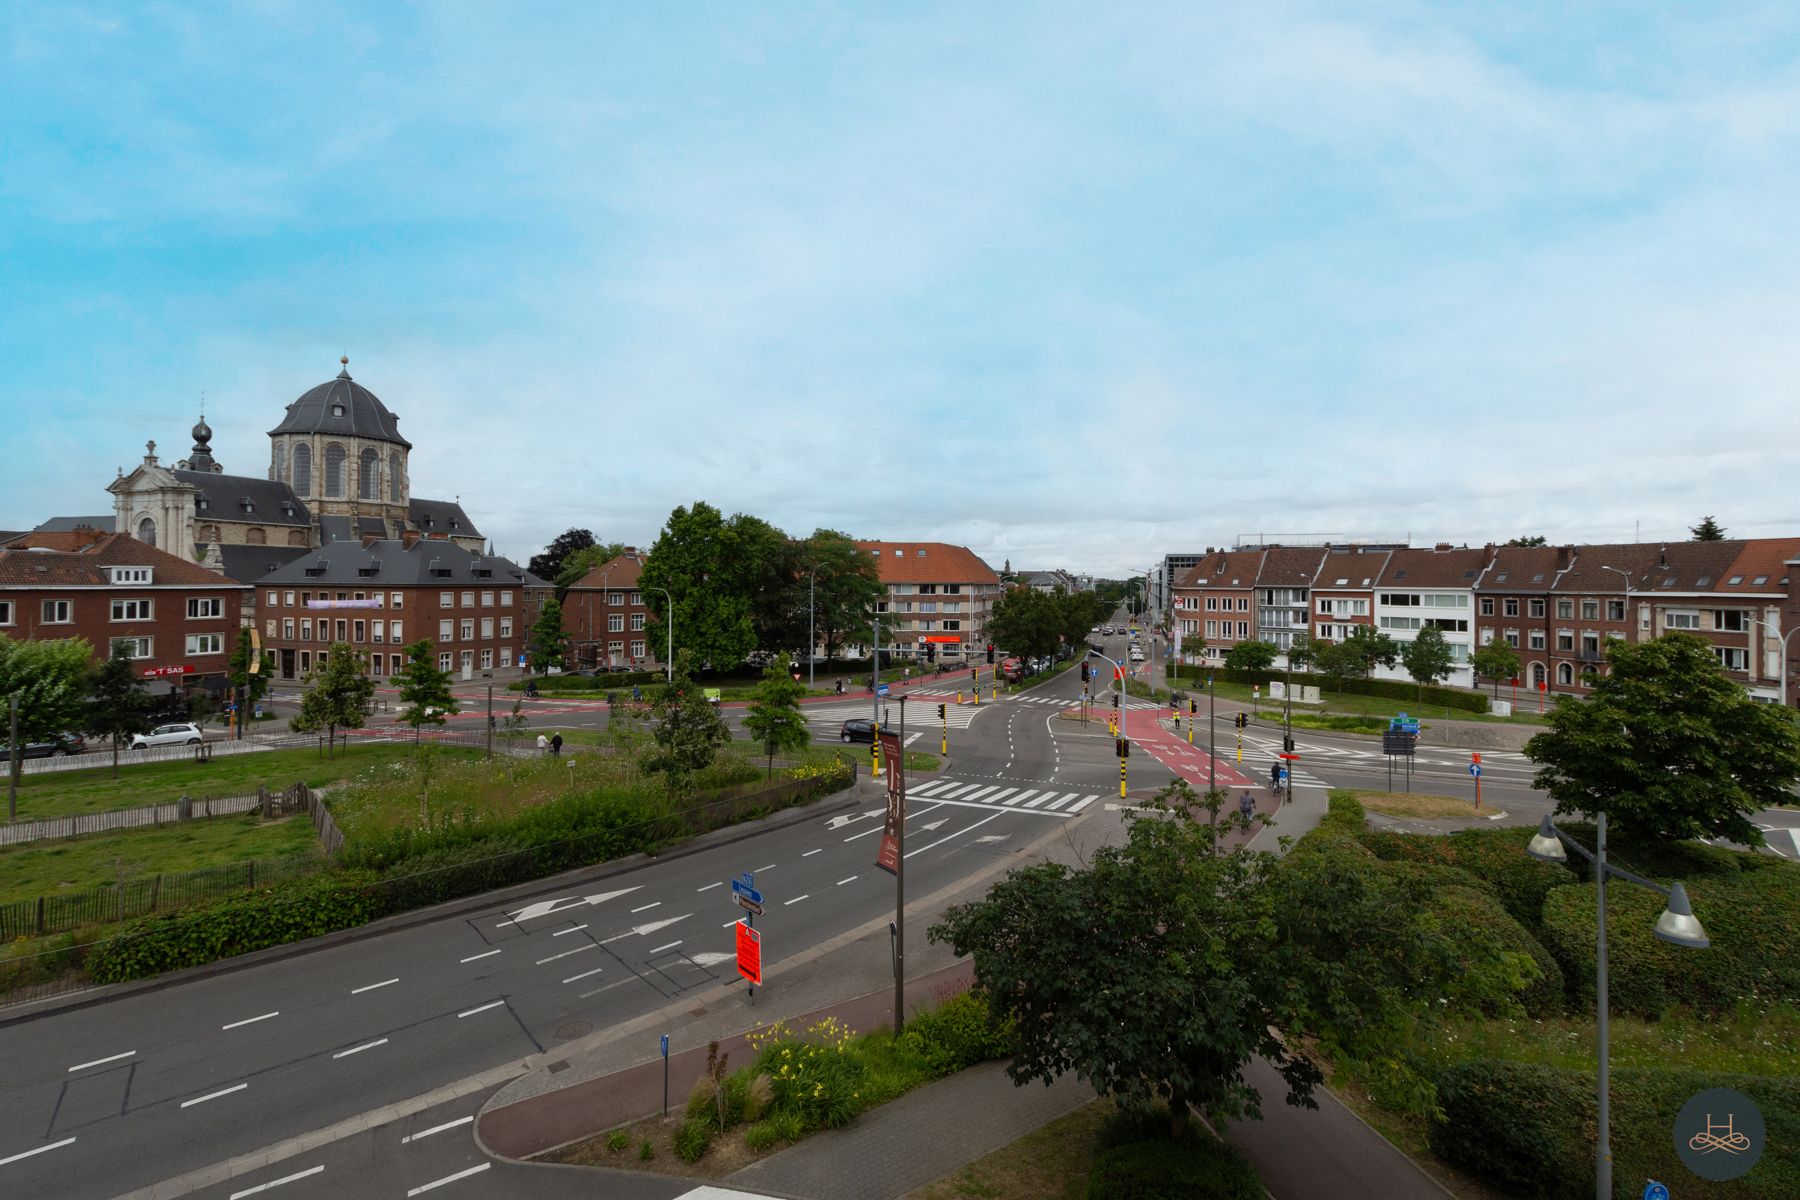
[267,357,413,449]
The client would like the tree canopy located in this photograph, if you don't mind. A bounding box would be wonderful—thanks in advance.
[1690,515,1728,541]
[643,654,731,796]
[805,529,885,661]
[84,641,154,779]
[638,502,759,672]
[552,540,628,598]
[1401,626,1455,696]
[528,596,572,674]
[289,643,374,756]
[1223,640,1279,671]
[0,634,92,744]
[395,639,459,739]
[1525,633,1800,845]
[529,527,598,583]
[742,653,811,776]
[1470,639,1520,698]
[1505,535,1548,547]
[1341,624,1399,677]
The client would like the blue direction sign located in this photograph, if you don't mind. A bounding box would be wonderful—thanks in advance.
[877,683,891,697]
[730,878,764,906]
[1469,763,1482,777]
[1390,712,1421,734]
[1643,1184,1668,1200]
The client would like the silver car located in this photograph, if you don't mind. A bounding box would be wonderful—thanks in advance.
[130,722,205,749]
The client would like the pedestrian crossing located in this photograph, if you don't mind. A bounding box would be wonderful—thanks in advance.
[904,690,1163,712]
[1238,733,1534,771]
[804,701,985,731]
[907,776,1102,815]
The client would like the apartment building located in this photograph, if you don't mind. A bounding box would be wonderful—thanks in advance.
[1172,549,1265,659]
[858,541,1001,661]
[1311,546,1394,643]
[561,548,659,670]
[1371,545,1493,689]
[1254,547,1328,653]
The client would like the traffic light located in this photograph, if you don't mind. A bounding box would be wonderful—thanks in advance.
[1111,693,1120,710]
[925,641,936,661]
[971,667,978,681]
[1235,712,1247,730]
[936,704,946,719]
[1114,737,1130,758]
[1080,662,1090,683]
[1188,699,1197,715]
[1283,735,1295,754]
[986,643,995,663]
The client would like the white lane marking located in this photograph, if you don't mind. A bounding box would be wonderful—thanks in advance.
[562,966,606,983]
[459,949,501,963]
[754,863,776,872]
[221,1012,279,1031]
[962,785,998,802]
[457,1000,505,1019]
[536,944,595,965]
[696,881,723,892]
[1068,795,1097,812]
[332,1038,388,1059]
[552,924,589,936]
[1022,793,1051,808]
[508,887,641,922]
[974,834,1009,844]
[406,1162,490,1195]
[400,1115,473,1144]
[905,812,1003,859]
[802,848,822,857]
[0,1136,76,1166]
[629,902,661,913]
[180,1083,248,1108]
[722,920,738,928]
[493,920,514,929]
[691,951,733,967]
[601,913,690,943]
[648,940,683,954]
[784,895,810,906]
[351,978,399,995]
[989,788,1019,804]
[836,875,858,885]
[844,825,883,842]
[68,1051,135,1073]
[905,732,922,746]
[228,1163,325,1199]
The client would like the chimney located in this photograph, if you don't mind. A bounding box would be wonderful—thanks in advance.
[401,530,421,548]
[361,532,382,549]
[1556,545,1573,571]
[75,526,108,549]
[1435,542,1452,552]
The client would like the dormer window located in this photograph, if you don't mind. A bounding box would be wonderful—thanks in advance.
[197,497,209,510]
[332,403,346,417]
[109,566,153,585]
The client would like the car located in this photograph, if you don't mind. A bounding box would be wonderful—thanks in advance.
[0,732,86,759]
[1130,648,1146,663]
[1102,626,1114,635]
[129,722,205,750]
[839,719,878,744]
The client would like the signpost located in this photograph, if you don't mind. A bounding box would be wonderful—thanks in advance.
[735,920,762,988]
[1470,752,1483,809]
[877,683,890,698]
[1384,714,1419,792]
[661,1033,670,1115]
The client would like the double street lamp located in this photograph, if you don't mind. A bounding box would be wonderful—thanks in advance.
[644,586,673,682]
[1751,617,1798,710]
[1524,813,1709,1200]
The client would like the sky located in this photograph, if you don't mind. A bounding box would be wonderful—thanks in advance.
[4,2,1799,577]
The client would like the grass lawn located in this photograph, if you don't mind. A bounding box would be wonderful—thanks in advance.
[0,812,324,903]
[906,1098,1112,1200]
[1350,790,1488,819]
[5,743,485,822]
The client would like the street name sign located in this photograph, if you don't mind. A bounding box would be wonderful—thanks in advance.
[730,878,763,906]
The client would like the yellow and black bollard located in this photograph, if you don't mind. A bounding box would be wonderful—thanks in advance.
[871,720,882,778]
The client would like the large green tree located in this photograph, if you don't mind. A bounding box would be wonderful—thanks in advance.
[225,627,271,725]
[742,653,811,776]
[638,502,759,671]
[1505,535,1548,547]
[395,639,460,741]
[1525,633,1800,845]
[2,634,94,806]
[988,586,1062,664]
[1223,640,1279,671]
[552,540,627,599]
[289,642,374,757]
[528,527,597,583]
[643,654,731,796]
[1470,639,1521,699]
[1179,632,1208,662]
[1401,626,1455,698]
[1314,639,1364,693]
[1285,632,1318,672]
[805,530,884,662]
[84,641,154,780]
[528,596,573,675]
[1342,623,1400,678]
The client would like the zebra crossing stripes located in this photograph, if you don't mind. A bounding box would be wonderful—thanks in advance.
[908,778,1101,815]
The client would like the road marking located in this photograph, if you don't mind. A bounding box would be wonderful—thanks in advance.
[802,848,822,857]
[722,920,738,928]
[991,788,1020,804]
[562,966,606,983]
[552,924,588,936]
[459,949,501,963]
[648,940,683,954]
[601,913,690,943]
[1022,793,1051,808]
[228,1164,324,1199]
[0,1136,76,1166]
[1068,795,1096,812]
[457,1000,505,1019]
[400,1115,472,1144]
[350,978,399,995]
[696,881,723,892]
[905,812,1002,859]
[181,1083,248,1108]
[493,920,514,928]
[836,875,857,885]
[536,944,595,965]
[406,1162,490,1195]
[784,894,810,905]
[507,887,640,923]
[68,1051,135,1072]
[755,863,775,872]
[221,1011,279,1030]
[962,785,998,802]
[844,825,883,842]
[629,902,661,913]
[331,1038,388,1059]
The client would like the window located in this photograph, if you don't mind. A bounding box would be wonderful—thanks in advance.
[439,652,452,672]
[388,451,403,502]
[1530,598,1546,618]
[372,621,383,644]
[631,591,643,606]
[1503,598,1518,616]
[353,620,366,643]
[1479,597,1495,615]
[391,592,404,610]
[460,619,474,640]
[1717,647,1750,671]
[267,590,280,607]
[1238,621,1249,638]
[1557,599,1573,618]
[480,618,494,638]
[185,633,224,656]
[608,613,624,632]
[1478,628,1494,645]
[1713,610,1748,632]
[111,598,154,621]
[919,601,937,614]
[1205,597,1218,611]
[112,636,152,659]
[918,584,937,595]
[1503,632,1519,648]
[301,619,313,640]
[136,517,157,547]
[461,592,475,608]
[630,613,646,631]
[1607,600,1626,622]
[41,600,72,624]
[498,648,510,668]
[631,640,646,658]
[265,619,276,638]
[390,621,402,642]
[499,617,512,638]
[608,591,624,606]
[293,444,312,494]
[1665,611,1701,630]
[942,619,960,631]
[480,649,493,669]
[1205,620,1217,637]
[481,591,494,607]
[323,443,346,497]
[369,654,383,677]
[500,591,513,606]
[1529,630,1546,650]
[358,448,379,500]
[188,597,223,619]
[1581,600,1599,620]
[1557,662,1574,685]
[0,601,11,626]
[438,619,453,640]
[440,592,454,607]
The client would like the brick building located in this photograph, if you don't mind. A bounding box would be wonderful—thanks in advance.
[1310,546,1394,643]
[0,529,249,698]
[562,549,659,670]
[1172,549,1265,660]
[857,541,1001,662]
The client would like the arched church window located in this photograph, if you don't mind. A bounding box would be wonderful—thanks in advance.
[136,517,156,547]
[388,451,402,502]
[324,444,346,497]
[293,444,312,495]
[359,448,379,500]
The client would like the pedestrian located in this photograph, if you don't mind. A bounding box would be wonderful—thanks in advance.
[903,666,910,685]
[1269,760,1281,791]
[835,678,845,696]
[536,733,548,754]
[632,684,642,702]
[1239,792,1255,821]
[550,732,564,756]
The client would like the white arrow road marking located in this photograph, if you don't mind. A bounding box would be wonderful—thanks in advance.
[508,887,642,922]
[825,808,885,830]
[917,819,947,832]
[691,951,734,967]
[600,913,692,944]
[973,834,1009,844]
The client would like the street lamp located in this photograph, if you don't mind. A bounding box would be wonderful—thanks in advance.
[644,586,673,682]
[807,563,823,692]
[1597,565,1632,646]
[1751,617,1798,710]
[1524,813,1708,1200]
[1086,647,1127,797]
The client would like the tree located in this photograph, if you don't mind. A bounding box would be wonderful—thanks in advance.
[930,781,1468,1135]
[289,643,374,757]
[395,639,459,740]
[1,634,93,802]
[1285,632,1318,672]
[806,530,884,662]
[642,654,730,796]
[1342,624,1399,678]
[552,540,627,599]
[1180,632,1208,663]
[988,586,1062,664]
[1223,640,1279,671]
[741,654,811,776]
[84,641,154,779]
[639,502,758,672]
[529,527,597,583]
[734,514,809,653]
[528,596,572,675]
[1314,640,1364,693]
[1470,639,1520,699]
[1690,515,1727,541]
[1525,633,1800,846]
[1401,626,1455,699]
[1505,535,1548,547]
[225,627,271,726]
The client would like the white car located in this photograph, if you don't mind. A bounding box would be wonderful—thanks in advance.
[130,722,205,750]
[1129,648,1146,663]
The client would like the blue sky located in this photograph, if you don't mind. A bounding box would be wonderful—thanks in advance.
[4,2,1799,575]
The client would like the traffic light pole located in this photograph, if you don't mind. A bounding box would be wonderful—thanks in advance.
[1086,648,1127,798]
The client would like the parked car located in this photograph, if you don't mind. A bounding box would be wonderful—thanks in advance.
[839,718,877,744]
[129,722,205,750]
[0,732,86,759]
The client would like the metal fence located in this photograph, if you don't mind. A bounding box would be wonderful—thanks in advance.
[9,726,493,777]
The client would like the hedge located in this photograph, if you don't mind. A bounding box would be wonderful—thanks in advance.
[897,990,1017,1076]
[1357,826,1573,934]
[1431,1058,1800,1199]
[1086,1136,1266,1200]
[1167,666,1489,713]
[1427,884,1564,1018]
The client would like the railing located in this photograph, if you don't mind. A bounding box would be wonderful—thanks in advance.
[0,792,264,847]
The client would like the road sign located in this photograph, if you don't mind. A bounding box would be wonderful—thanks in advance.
[730,878,764,906]
[1469,764,1482,777]
[660,1034,669,1058]
[1279,752,1300,761]
[877,683,890,697]
[734,893,764,916]
[739,872,754,887]
[735,920,762,986]
[1381,731,1418,756]
[1643,1184,1668,1200]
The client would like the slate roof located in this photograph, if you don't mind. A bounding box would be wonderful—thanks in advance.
[255,539,544,588]
[1375,546,1493,589]
[568,551,647,590]
[409,497,482,540]
[857,542,999,586]
[211,544,311,585]
[268,364,412,448]
[318,516,356,544]
[0,533,250,589]
[1475,546,1568,593]
[32,515,116,533]
[174,470,311,527]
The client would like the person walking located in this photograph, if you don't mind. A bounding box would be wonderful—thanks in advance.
[536,733,548,755]
[1269,760,1282,792]
[550,732,564,756]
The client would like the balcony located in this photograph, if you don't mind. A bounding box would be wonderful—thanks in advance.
[1577,648,1604,663]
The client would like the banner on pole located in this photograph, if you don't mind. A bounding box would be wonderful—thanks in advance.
[876,730,905,874]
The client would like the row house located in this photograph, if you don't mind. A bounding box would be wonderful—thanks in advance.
[1172,548,1265,658]
[562,549,658,670]
[1311,546,1393,643]
[858,541,1001,661]
[1255,547,1330,652]
[255,534,544,682]
[1370,545,1494,690]
[1174,545,1398,665]
[0,530,249,697]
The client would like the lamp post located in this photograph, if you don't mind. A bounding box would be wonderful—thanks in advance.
[1086,647,1127,797]
[807,563,823,692]
[1525,812,1709,1200]
[645,587,673,682]
[1598,565,1632,647]
[1751,617,1798,710]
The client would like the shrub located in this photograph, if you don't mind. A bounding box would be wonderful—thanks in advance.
[747,1016,867,1134]
[1359,826,1572,933]
[685,1075,717,1121]
[604,1129,630,1154]
[1425,885,1563,1018]
[741,1072,773,1123]
[1167,666,1489,712]
[898,990,1016,1076]
[672,1117,712,1163]
[742,1120,783,1153]
[637,1139,654,1161]
[1086,1136,1266,1200]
